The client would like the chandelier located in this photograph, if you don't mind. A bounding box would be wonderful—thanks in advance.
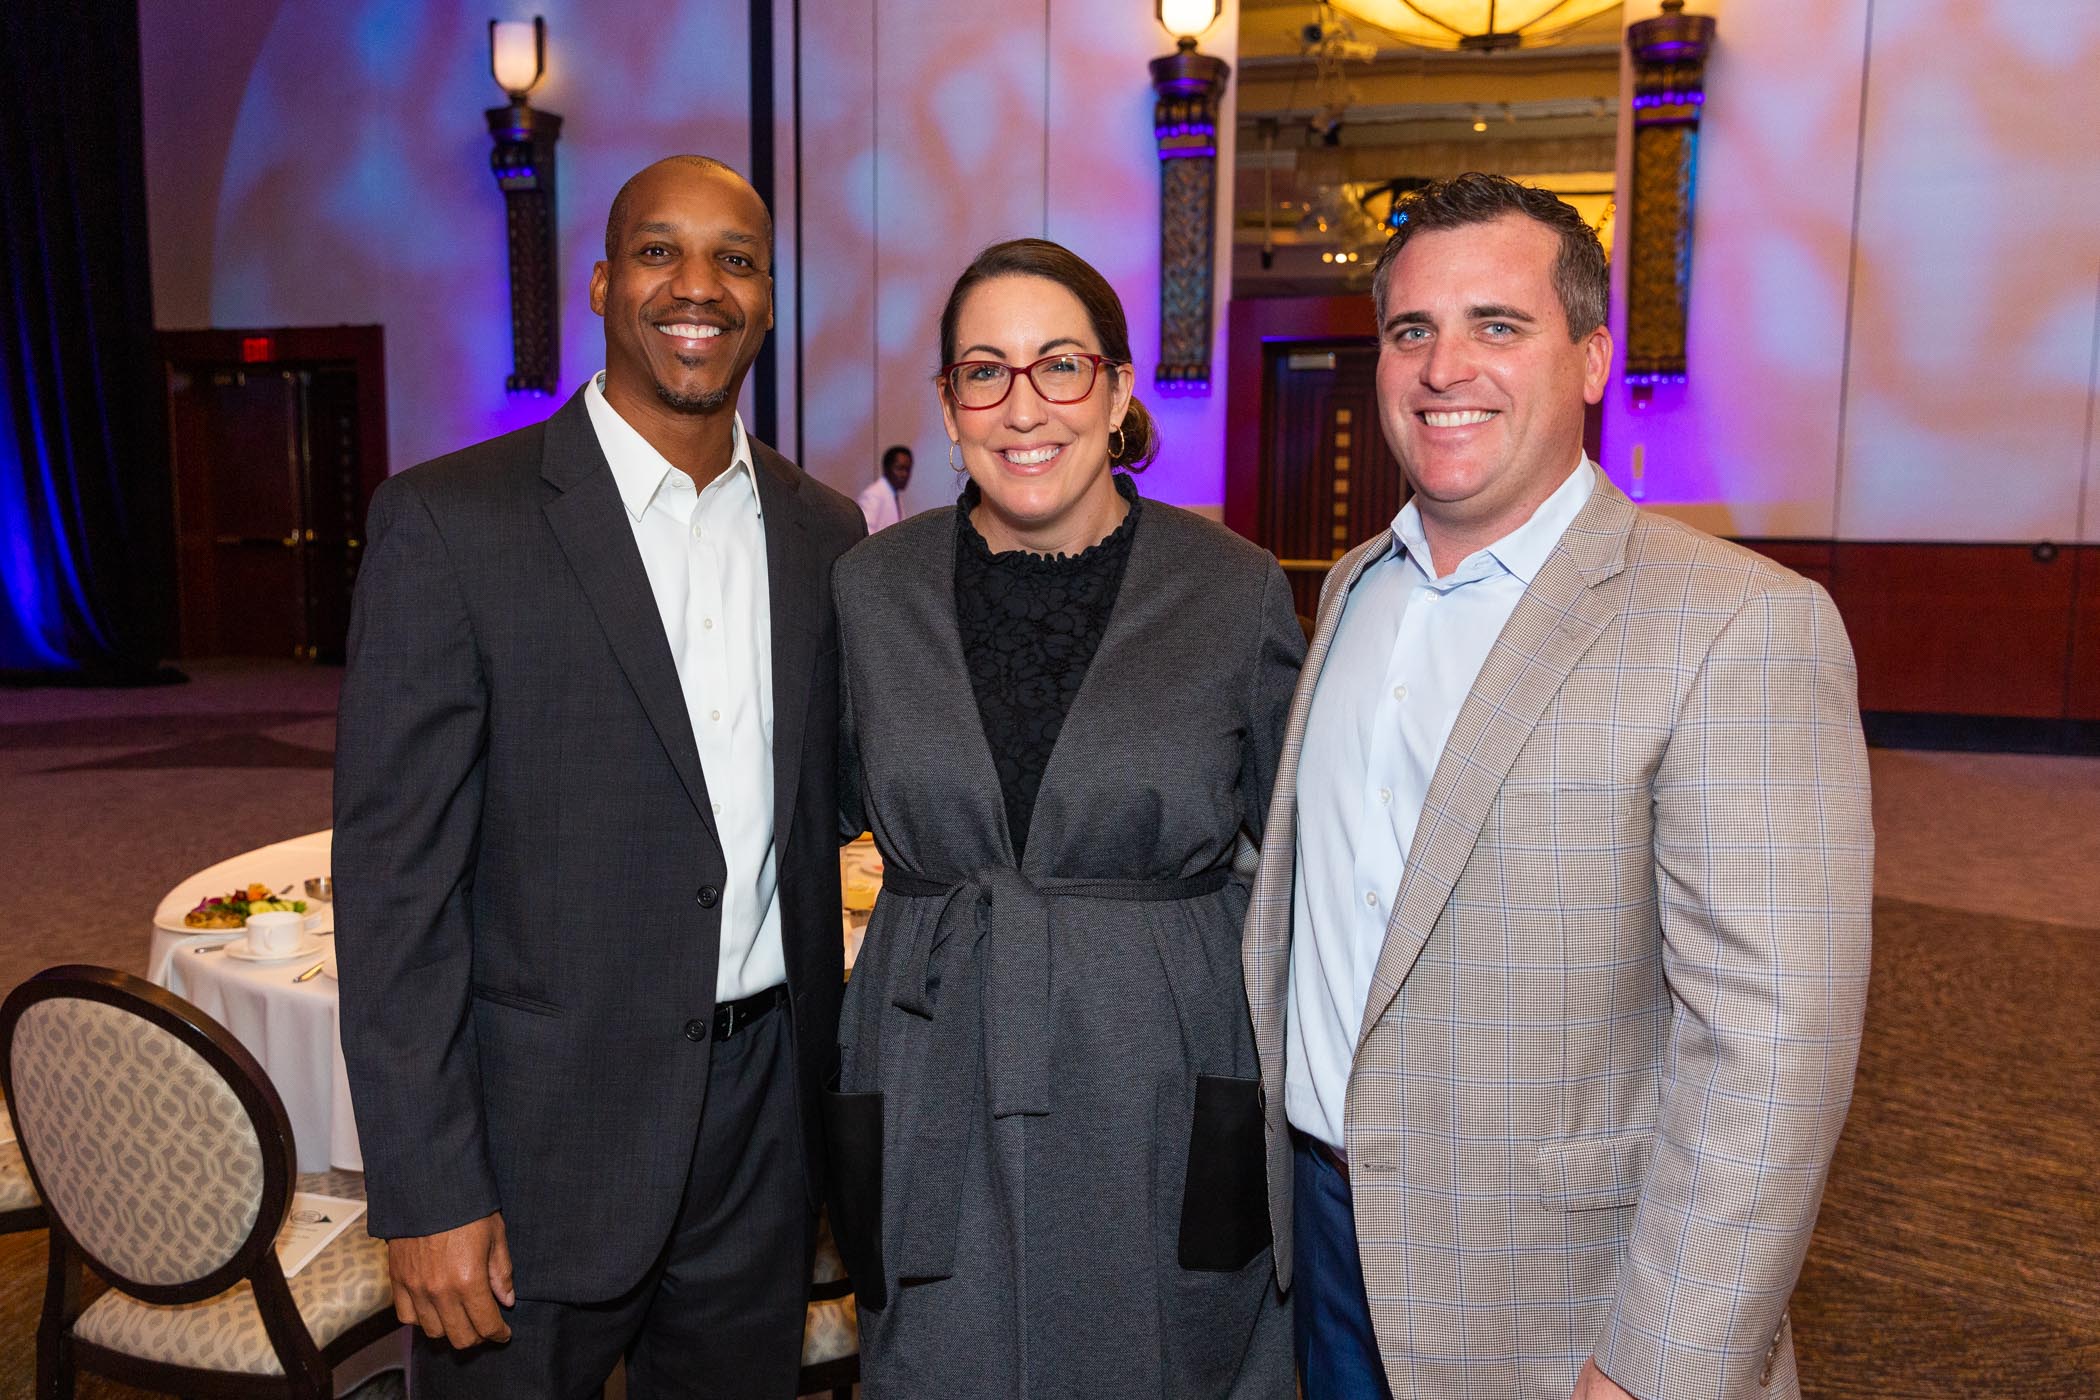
[1328,1,1623,52]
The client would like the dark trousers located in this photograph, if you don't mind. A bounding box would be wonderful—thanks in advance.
[413,1002,814,1400]
[1293,1134,1395,1400]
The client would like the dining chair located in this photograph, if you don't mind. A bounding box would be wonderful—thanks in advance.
[0,964,401,1399]
[1,1121,46,1234]
[797,1214,859,1400]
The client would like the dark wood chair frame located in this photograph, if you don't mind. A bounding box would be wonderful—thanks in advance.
[795,1271,858,1400]
[0,1202,47,1234]
[0,965,399,1400]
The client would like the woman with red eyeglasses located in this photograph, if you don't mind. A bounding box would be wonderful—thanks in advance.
[826,238,1302,1396]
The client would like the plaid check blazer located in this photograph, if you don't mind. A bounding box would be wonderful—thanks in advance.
[1243,477,1874,1399]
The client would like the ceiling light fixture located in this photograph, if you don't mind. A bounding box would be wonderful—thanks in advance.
[1328,1,1623,53]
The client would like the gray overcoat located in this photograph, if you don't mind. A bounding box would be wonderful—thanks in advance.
[829,495,1305,1397]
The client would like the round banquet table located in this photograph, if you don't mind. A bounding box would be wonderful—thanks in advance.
[150,830,881,1176]
[149,830,353,1173]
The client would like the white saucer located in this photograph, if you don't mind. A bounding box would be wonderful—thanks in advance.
[224,936,327,964]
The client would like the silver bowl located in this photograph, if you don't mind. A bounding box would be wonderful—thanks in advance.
[304,876,334,902]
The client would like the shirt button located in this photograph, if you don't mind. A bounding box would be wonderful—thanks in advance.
[695,886,719,908]
[691,524,703,539]
[1364,891,1378,907]
[1379,787,1392,804]
[1392,685,1408,702]
[709,708,722,722]
[712,801,723,815]
[683,1019,708,1042]
[702,617,715,630]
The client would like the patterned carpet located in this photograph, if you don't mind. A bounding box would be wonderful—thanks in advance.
[0,664,2095,1396]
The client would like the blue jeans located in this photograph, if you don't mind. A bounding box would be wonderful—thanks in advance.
[1292,1135,1395,1400]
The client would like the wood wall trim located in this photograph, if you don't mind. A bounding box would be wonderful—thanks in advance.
[1731,539,2096,721]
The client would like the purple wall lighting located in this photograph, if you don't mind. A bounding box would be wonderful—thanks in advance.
[1149,36,1229,396]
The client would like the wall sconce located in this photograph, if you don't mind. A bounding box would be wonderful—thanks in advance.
[487,17,562,396]
[1150,0,1228,396]
[1622,0,1715,390]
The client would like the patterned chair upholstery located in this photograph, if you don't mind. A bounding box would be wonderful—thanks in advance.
[70,1167,392,1374]
[0,1133,45,1232]
[0,966,402,1400]
[798,1214,859,1399]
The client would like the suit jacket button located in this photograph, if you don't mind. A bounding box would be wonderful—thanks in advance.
[695,885,719,908]
[683,1019,707,1042]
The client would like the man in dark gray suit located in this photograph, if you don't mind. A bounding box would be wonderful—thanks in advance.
[334,155,864,1397]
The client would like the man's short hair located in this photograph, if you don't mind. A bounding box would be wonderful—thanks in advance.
[1369,173,1608,340]
[603,155,772,261]
[881,444,913,472]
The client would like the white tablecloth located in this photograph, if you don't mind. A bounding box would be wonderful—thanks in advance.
[149,830,880,1176]
[149,831,354,1173]
[163,933,359,1174]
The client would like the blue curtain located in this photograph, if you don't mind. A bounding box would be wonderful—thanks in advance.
[0,1,176,682]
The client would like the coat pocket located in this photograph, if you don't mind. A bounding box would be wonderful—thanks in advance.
[821,1078,888,1311]
[1533,1129,1656,1212]
[1177,1074,1271,1272]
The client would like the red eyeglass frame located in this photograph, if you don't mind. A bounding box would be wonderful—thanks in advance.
[935,352,1124,410]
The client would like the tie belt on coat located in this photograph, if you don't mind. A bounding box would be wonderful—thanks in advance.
[876,863,1232,1281]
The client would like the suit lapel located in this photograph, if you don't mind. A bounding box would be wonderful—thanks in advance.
[752,442,820,864]
[1355,481,1638,1048]
[538,391,719,844]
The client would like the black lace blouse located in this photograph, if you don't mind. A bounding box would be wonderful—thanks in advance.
[954,473,1142,858]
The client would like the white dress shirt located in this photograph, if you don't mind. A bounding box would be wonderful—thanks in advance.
[1286,456,1596,1149]
[856,477,902,533]
[584,372,783,1003]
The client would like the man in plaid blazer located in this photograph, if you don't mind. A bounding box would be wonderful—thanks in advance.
[1244,174,1874,1400]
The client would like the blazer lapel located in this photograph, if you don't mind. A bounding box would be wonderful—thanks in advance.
[538,391,719,843]
[752,442,821,862]
[1355,480,1638,1048]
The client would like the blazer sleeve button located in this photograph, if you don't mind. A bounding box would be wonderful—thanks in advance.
[684,1019,708,1042]
[695,885,720,908]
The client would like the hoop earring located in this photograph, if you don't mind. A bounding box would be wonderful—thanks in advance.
[949,440,962,474]
[1108,424,1126,462]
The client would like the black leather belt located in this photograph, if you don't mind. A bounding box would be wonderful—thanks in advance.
[713,984,787,1040]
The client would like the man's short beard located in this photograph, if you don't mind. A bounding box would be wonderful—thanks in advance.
[653,381,732,414]
[651,377,734,411]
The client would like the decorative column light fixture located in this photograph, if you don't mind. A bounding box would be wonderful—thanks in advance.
[487,17,562,396]
[1150,0,1228,395]
[1622,0,1715,389]
[1328,1,1623,52]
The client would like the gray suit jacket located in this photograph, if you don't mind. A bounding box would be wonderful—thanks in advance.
[334,389,864,1300]
[1244,477,1874,1398]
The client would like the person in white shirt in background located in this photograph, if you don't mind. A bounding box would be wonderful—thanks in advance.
[856,444,912,532]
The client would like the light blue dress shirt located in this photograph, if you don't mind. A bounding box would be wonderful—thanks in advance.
[1285,457,1597,1150]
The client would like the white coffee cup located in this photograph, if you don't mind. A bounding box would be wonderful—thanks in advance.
[245,910,305,957]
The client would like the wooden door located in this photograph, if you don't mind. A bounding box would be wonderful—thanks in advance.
[299,364,366,663]
[1261,342,1408,622]
[162,328,386,662]
[168,366,304,658]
